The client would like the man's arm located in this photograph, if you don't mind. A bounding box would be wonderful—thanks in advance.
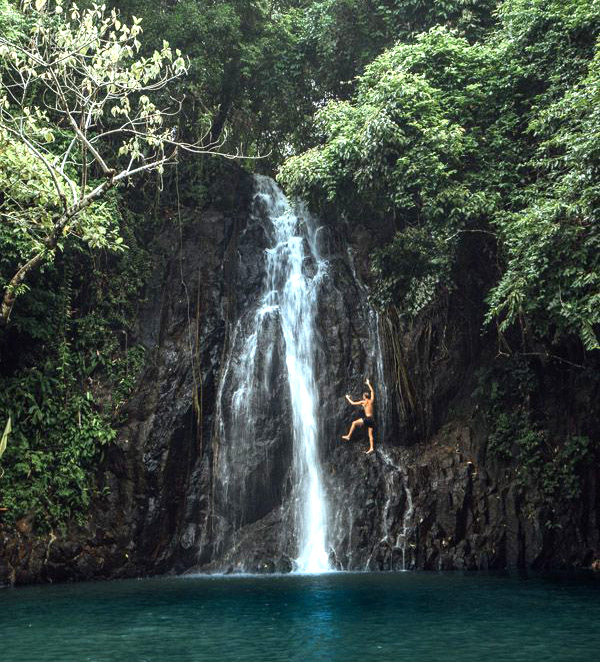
[366,378,374,401]
[346,394,361,406]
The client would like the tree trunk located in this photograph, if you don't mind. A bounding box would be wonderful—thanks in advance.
[0,178,115,327]
[0,250,49,326]
[208,58,240,146]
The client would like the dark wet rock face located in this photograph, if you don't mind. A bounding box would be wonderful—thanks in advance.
[1,174,599,586]
[328,421,599,572]
[205,178,385,571]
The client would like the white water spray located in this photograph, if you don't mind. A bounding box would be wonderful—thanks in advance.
[217,176,330,573]
[262,177,330,573]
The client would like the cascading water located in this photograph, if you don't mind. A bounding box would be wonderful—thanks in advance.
[215,175,330,573]
[378,450,415,571]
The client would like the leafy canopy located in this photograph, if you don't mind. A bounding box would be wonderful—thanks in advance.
[0,0,208,323]
[279,1,600,351]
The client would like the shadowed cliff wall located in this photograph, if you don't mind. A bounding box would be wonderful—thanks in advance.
[1,168,599,586]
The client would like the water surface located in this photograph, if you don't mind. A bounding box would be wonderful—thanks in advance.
[1,572,599,661]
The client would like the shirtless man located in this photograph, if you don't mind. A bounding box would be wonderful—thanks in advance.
[341,378,375,454]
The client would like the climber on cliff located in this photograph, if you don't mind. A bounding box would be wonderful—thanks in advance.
[342,378,375,454]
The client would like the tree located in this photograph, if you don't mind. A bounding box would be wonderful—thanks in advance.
[279,29,499,315]
[0,0,225,325]
[279,6,600,352]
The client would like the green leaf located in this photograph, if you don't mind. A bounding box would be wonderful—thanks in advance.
[0,416,11,459]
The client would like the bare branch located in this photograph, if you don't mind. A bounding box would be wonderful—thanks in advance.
[48,68,113,177]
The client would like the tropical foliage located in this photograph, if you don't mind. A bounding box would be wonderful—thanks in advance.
[0,0,598,530]
[0,0,216,324]
[279,0,600,352]
[0,0,170,526]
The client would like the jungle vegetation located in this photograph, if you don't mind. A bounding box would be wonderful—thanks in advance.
[0,0,598,530]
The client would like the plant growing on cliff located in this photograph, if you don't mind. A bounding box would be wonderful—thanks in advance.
[0,255,149,528]
[0,0,227,326]
[485,7,600,350]
[278,27,503,317]
[0,364,116,528]
[0,211,151,529]
[0,415,11,476]
[478,357,597,514]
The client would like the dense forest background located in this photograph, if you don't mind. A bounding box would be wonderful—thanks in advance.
[0,0,598,540]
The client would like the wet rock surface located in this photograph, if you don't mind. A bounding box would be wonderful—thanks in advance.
[326,419,599,571]
[1,174,599,586]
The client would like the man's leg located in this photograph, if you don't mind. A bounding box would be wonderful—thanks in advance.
[365,428,375,454]
[342,418,363,440]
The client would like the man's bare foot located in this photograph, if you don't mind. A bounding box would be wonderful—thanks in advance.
[341,435,350,441]
[364,448,374,454]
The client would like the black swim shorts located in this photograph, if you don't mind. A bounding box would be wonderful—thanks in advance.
[362,416,375,429]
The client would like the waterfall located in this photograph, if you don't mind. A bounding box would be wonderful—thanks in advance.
[375,449,415,571]
[400,481,415,571]
[215,175,330,573]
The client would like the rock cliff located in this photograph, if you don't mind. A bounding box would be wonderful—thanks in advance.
[1,168,598,586]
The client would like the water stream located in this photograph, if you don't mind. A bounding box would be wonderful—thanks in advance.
[216,176,329,572]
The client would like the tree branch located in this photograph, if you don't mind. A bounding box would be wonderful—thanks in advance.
[0,120,69,213]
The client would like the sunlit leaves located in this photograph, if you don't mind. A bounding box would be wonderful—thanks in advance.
[279,28,498,316]
[0,1,194,321]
